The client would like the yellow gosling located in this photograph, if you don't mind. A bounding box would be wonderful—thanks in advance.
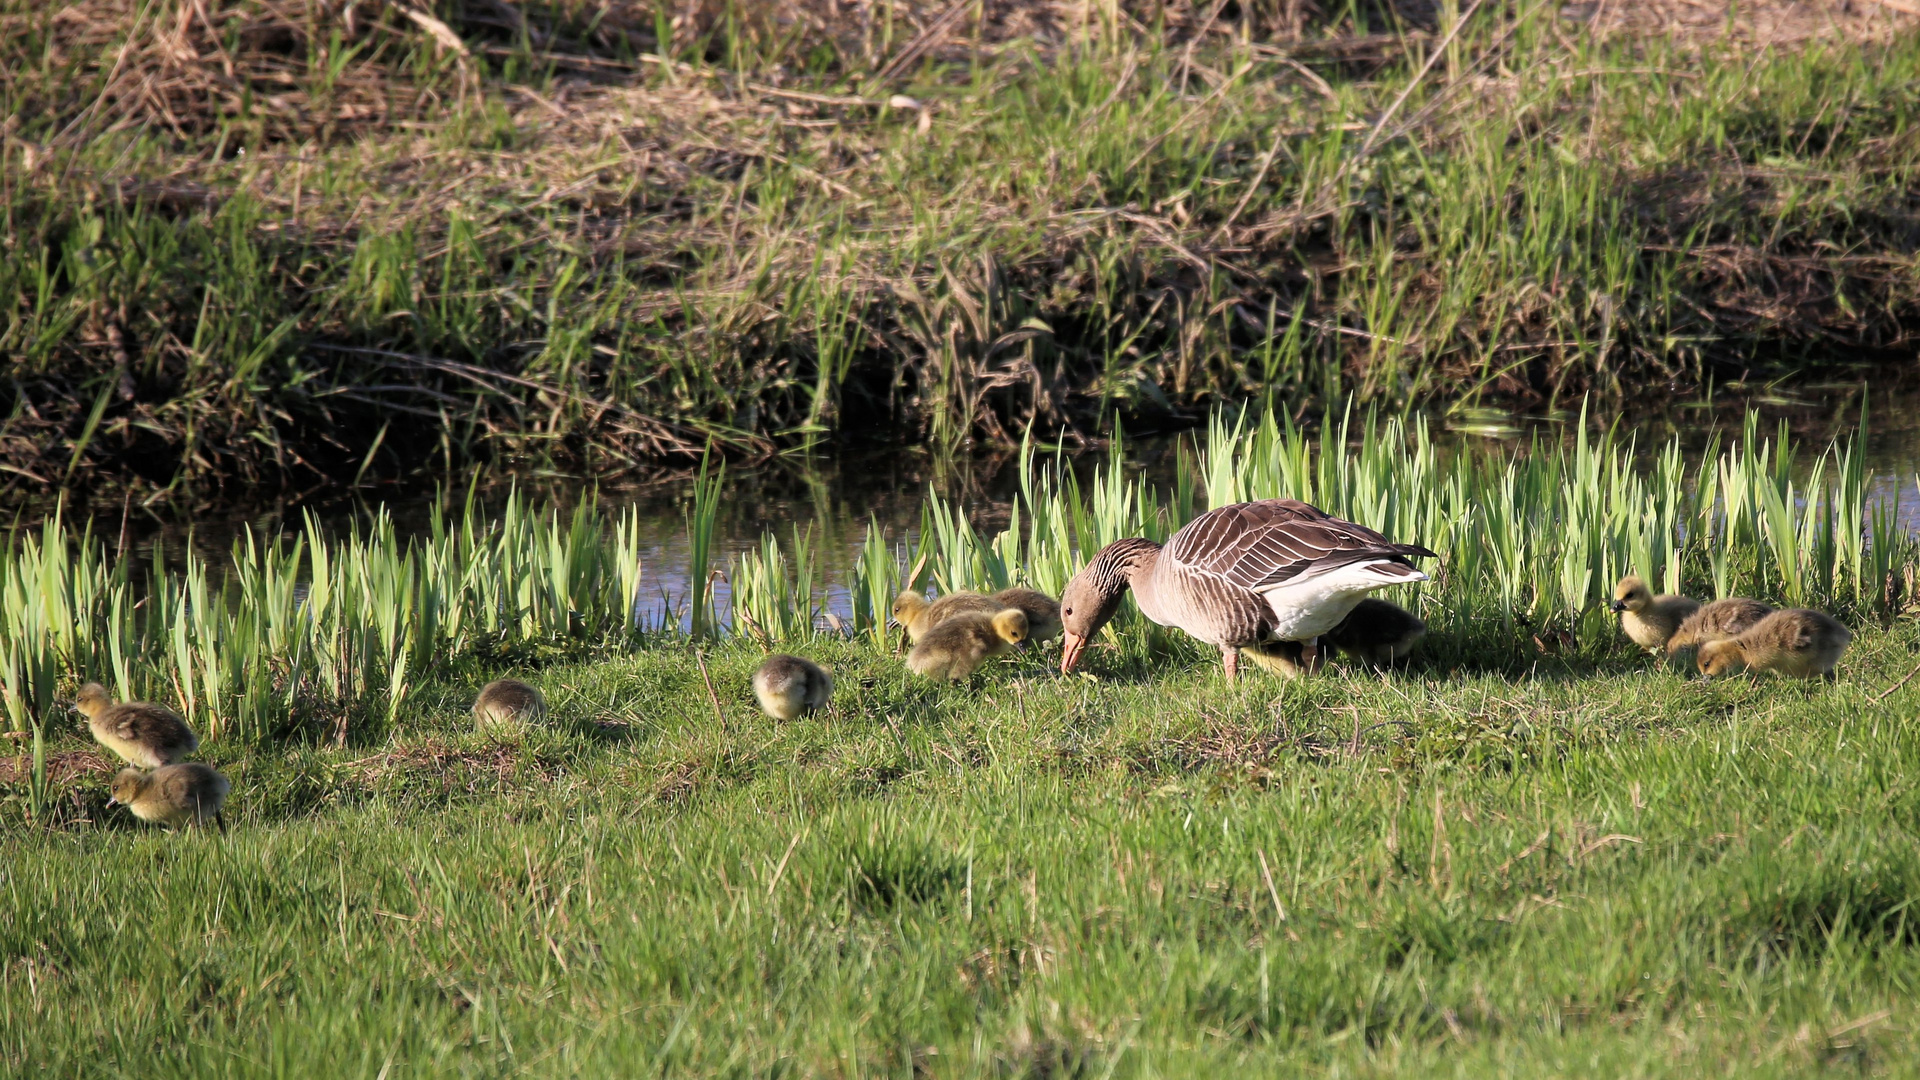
[891,590,1002,642]
[992,587,1062,643]
[1609,576,1699,653]
[74,682,198,769]
[1324,598,1427,669]
[1239,639,1326,679]
[1665,597,1774,656]
[473,679,547,730]
[752,654,834,720]
[1697,608,1852,681]
[110,764,230,831]
[907,609,1028,681]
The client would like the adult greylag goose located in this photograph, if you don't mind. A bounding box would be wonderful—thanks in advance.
[1059,499,1436,679]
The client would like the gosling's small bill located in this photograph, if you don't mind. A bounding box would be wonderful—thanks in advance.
[1664,597,1774,656]
[907,609,1028,681]
[1610,576,1699,653]
[473,679,547,730]
[74,682,198,769]
[109,764,230,831]
[1697,608,1851,681]
[752,654,834,720]
[1324,598,1426,669]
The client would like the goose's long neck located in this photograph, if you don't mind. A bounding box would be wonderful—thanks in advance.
[1092,537,1163,607]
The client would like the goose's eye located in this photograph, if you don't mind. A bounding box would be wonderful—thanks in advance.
[1063,607,1073,617]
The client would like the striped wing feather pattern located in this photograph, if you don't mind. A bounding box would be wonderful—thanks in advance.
[1163,501,1436,593]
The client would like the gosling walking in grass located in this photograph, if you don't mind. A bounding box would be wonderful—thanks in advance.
[1697,608,1851,681]
[752,654,834,720]
[908,609,1028,681]
[1609,576,1699,653]
[473,679,547,730]
[1664,597,1774,656]
[1323,598,1426,669]
[74,682,198,769]
[892,590,1002,643]
[109,763,230,831]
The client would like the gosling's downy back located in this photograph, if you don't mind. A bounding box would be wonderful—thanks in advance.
[1666,597,1774,655]
[991,587,1062,642]
[907,609,1028,681]
[76,683,198,769]
[1324,598,1426,668]
[473,679,547,730]
[1698,608,1850,680]
[752,654,833,720]
[111,763,230,830]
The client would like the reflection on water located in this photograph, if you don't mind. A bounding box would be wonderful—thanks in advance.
[30,385,1920,630]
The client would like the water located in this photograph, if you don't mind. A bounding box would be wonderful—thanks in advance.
[33,386,1920,631]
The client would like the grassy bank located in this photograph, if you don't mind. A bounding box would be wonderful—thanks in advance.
[3,2,1918,492]
[4,403,1920,1072]
[8,629,1920,1075]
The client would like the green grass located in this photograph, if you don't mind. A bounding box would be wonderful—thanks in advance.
[4,402,1918,1071]
[9,627,1920,1076]
[3,1,1918,490]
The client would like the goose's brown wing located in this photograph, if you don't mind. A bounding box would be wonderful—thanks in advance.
[1164,499,1436,592]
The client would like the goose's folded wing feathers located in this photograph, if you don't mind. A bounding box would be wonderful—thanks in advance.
[1165,500,1435,591]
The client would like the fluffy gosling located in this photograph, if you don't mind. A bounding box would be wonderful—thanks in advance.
[1665,597,1775,656]
[74,682,197,769]
[1609,576,1699,653]
[1325,598,1427,669]
[473,679,547,730]
[1697,608,1851,681]
[991,587,1062,643]
[908,609,1029,681]
[891,590,1003,643]
[1239,639,1327,679]
[110,763,230,831]
[752,654,834,720]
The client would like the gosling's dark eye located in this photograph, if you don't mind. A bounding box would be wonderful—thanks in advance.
[1063,607,1073,616]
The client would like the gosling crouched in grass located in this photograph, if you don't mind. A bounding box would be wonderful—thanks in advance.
[110,763,230,831]
[74,682,198,769]
[1664,596,1774,657]
[1610,576,1699,653]
[473,679,547,731]
[752,654,834,720]
[1697,608,1851,682]
[908,609,1028,681]
[990,587,1062,643]
[1324,598,1426,669]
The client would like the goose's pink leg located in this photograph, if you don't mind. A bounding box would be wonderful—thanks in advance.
[1221,645,1238,681]
[1301,637,1321,674]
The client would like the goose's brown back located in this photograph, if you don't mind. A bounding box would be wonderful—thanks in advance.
[1141,500,1435,649]
[78,684,198,769]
